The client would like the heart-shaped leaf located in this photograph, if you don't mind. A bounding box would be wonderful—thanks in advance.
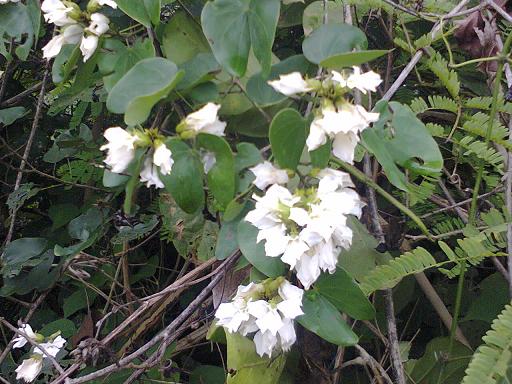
[160,139,205,214]
[201,0,280,77]
[302,23,367,64]
[297,291,358,346]
[197,133,236,208]
[269,108,307,170]
[106,57,184,126]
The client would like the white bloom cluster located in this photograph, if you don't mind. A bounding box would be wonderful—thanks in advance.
[215,278,304,357]
[245,168,363,289]
[13,324,66,383]
[177,103,227,138]
[268,66,382,164]
[41,0,116,62]
[100,127,174,189]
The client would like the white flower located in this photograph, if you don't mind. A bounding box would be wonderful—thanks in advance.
[41,0,76,26]
[215,279,303,358]
[98,0,117,8]
[34,335,66,358]
[139,157,164,188]
[306,102,379,163]
[183,103,226,136]
[88,12,110,36]
[215,283,260,335]
[13,324,37,349]
[346,66,382,94]
[0,0,21,4]
[245,185,299,257]
[249,161,289,190]
[42,24,84,59]
[15,356,43,383]
[268,72,312,96]
[80,34,99,62]
[331,67,382,94]
[153,143,173,175]
[200,150,216,174]
[100,127,138,173]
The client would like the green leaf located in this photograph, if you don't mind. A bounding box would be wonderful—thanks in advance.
[302,0,344,36]
[106,57,184,126]
[98,38,156,92]
[246,55,311,107]
[201,0,281,77]
[123,148,146,215]
[315,267,375,320]
[39,319,76,339]
[362,101,443,192]
[216,202,251,260]
[269,108,306,170]
[234,142,263,172]
[162,11,211,65]
[115,0,161,27]
[0,106,27,125]
[237,220,286,277]
[48,204,80,231]
[225,332,286,384]
[463,273,509,323]
[0,3,34,60]
[297,291,358,346]
[177,52,221,90]
[1,238,48,278]
[410,337,472,384]
[320,50,389,69]
[197,133,236,208]
[310,141,331,168]
[160,139,205,213]
[302,23,367,64]
[190,365,226,384]
[103,170,129,188]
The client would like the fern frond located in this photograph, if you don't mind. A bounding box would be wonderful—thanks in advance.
[461,303,512,384]
[454,136,504,172]
[411,97,429,114]
[425,123,445,137]
[359,243,505,295]
[428,51,460,98]
[461,112,512,150]
[359,247,436,295]
[410,96,458,114]
[465,97,493,110]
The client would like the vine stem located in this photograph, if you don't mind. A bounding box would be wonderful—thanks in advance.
[331,158,432,238]
[4,59,51,245]
[449,29,512,356]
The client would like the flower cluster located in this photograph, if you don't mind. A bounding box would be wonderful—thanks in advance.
[41,0,117,62]
[100,103,226,188]
[268,66,382,164]
[246,168,363,289]
[215,278,304,358]
[101,127,173,189]
[13,324,66,383]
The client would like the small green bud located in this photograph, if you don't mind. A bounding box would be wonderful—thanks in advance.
[180,130,197,140]
[87,0,101,12]
[34,333,45,343]
[175,120,187,134]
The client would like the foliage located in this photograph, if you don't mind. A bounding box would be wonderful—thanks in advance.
[1,0,512,383]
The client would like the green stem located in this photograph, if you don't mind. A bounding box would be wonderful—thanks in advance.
[449,31,512,357]
[331,158,432,239]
